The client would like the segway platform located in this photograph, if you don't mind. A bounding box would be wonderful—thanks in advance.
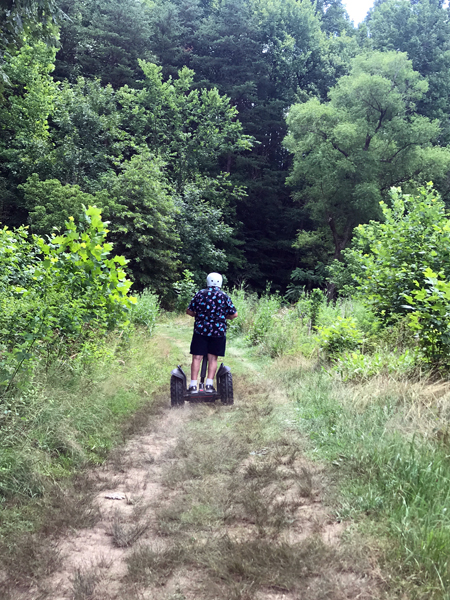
[170,355,233,406]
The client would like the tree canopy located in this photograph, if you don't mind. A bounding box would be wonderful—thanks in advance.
[2,0,450,297]
[284,51,450,260]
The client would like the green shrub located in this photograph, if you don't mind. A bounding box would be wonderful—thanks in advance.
[342,183,450,364]
[403,268,450,362]
[317,317,364,357]
[346,183,450,323]
[0,206,135,392]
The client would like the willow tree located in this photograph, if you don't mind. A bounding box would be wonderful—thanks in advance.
[284,51,450,261]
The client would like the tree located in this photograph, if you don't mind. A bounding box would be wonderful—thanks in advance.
[46,78,122,187]
[0,41,57,226]
[364,0,450,141]
[174,175,245,284]
[0,0,61,88]
[19,173,112,235]
[314,0,354,36]
[145,0,358,290]
[118,61,252,189]
[284,51,450,262]
[102,152,180,294]
[53,0,154,88]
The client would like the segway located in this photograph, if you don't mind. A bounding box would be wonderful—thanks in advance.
[170,355,233,406]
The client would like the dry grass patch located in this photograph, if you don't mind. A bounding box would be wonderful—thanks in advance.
[0,479,99,587]
[195,535,336,590]
[125,543,187,586]
[110,515,149,548]
[71,566,101,600]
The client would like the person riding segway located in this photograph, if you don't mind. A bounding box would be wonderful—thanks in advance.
[170,273,238,406]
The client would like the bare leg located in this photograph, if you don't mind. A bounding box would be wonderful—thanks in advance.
[191,355,203,382]
[207,354,218,381]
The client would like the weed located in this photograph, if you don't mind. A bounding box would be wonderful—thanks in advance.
[130,289,160,334]
[71,567,100,600]
[111,515,149,548]
[125,544,186,586]
[195,535,336,591]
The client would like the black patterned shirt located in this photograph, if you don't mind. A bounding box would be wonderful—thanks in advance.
[188,287,237,338]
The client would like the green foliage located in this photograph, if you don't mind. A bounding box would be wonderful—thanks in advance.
[309,289,323,330]
[0,0,60,87]
[332,348,419,381]
[317,317,364,357]
[326,257,359,297]
[174,178,236,282]
[103,152,180,294]
[365,0,450,142]
[119,61,252,190]
[349,183,446,314]
[173,270,197,313]
[403,268,450,363]
[0,42,57,221]
[46,78,122,186]
[130,289,160,334]
[20,174,111,235]
[54,0,154,89]
[344,183,450,363]
[147,0,339,290]
[0,206,134,391]
[245,290,284,346]
[284,51,450,259]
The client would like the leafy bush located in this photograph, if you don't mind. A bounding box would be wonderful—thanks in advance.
[403,268,450,362]
[317,317,364,357]
[346,184,450,363]
[0,206,135,391]
[346,183,450,322]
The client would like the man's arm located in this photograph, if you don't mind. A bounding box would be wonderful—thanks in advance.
[226,312,238,320]
[186,309,196,317]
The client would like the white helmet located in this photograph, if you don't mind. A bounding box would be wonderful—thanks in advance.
[207,272,223,288]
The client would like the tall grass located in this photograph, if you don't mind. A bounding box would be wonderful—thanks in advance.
[229,288,450,595]
[0,328,167,501]
[272,361,450,598]
[229,288,415,367]
[129,288,160,333]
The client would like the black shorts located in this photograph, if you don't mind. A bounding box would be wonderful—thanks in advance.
[190,333,226,357]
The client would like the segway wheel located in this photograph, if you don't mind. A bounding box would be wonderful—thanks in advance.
[170,376,185,407]
[219,372,234,405]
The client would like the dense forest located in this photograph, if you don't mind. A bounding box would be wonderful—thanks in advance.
[2,0,450,294]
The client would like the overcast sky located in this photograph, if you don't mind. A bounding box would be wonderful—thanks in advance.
[344,0,375,24]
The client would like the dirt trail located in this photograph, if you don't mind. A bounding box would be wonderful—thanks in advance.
[9,327,383,600]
